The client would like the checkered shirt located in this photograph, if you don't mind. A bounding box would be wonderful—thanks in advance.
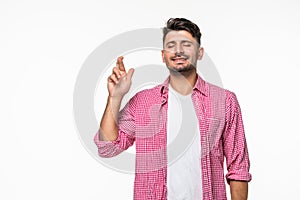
[94,75,252,200]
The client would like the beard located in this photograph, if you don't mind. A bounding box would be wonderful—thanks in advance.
[167,63,195,73]
[166,58,197,73]
[164,52,197,73]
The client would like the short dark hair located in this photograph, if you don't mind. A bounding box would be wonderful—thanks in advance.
[163,18,202,46]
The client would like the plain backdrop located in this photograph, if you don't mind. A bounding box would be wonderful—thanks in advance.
[1,0,300,199]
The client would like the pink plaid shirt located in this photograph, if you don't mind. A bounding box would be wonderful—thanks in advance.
[94,75,251,200]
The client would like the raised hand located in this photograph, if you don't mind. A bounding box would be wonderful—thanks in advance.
[107,56,134,98]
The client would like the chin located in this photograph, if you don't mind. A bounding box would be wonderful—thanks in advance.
[168,65,195,73]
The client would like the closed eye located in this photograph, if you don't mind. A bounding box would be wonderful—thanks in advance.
[167,44,175,48]
[182,41,192,47]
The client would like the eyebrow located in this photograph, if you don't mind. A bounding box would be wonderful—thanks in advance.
[165,40,193,46]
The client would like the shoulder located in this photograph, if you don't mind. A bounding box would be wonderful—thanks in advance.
[202,80,241,119]
[135,85,162,97]
[202,80,235,106]
[205,81,242,117]
[128,84,163,105]
[204,80,237,104]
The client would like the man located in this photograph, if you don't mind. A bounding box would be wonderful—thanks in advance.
[94,18,251,200]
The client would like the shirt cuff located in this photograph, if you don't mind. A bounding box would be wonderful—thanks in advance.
[226,170,252,184]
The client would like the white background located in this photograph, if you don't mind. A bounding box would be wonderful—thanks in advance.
[1,0,300,199]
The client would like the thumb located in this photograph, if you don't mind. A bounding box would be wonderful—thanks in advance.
[126,68,135,81]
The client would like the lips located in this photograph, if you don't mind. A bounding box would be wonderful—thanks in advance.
[171,57,187,64]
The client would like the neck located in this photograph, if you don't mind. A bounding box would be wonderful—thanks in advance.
[169,69,197,95]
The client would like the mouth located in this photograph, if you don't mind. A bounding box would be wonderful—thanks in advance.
[171,57,188,64]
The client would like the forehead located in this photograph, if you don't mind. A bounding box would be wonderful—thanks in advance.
[164,30,197,44]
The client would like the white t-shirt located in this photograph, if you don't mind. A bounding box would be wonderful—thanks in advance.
[167,85,202,200]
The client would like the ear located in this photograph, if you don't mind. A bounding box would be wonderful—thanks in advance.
[197,47,204,60]
[161,50,166,63]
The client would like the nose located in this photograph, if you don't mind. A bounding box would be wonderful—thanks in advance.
[175,44,184,54]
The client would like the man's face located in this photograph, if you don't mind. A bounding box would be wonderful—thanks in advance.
[162,30,203,73]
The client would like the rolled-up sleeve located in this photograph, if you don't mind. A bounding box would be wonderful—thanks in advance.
[94,95,137,158]
[224,91,252,183]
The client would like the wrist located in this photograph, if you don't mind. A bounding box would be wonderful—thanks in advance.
[108,95,123,107]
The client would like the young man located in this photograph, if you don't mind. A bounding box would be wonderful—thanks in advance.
[94,18,251,200]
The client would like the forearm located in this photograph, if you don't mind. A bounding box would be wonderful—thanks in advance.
[99,96,123,141]
[230,180,248,200]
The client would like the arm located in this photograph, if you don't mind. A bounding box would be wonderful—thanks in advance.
[99,95,123,141]
[99,56,134,141]
[230,180,248,200]
[223,92,251,198]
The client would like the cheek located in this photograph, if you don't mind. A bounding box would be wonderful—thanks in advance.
[162,54,168,63]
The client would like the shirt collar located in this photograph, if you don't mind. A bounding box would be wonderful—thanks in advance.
[160,74,208,97]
